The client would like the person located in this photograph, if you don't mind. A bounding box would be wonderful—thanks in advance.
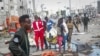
[66,16,79,51]
[45,17,55,32]
[57,18,68,52]
[32,15,44,51]
[82,13,89,32]
[9,15,31,56]
[74,15,81,32]
[43,18,48,49]
[44,17,55,49]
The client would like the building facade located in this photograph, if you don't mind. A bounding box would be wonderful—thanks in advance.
[17,0,34,17]
[0,0,34,24]
[0,0,7,24]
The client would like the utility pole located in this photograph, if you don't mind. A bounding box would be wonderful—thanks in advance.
[20,0,24,16]
[8,0,11,23]
[32,0,36,14]
[69,0,71,16]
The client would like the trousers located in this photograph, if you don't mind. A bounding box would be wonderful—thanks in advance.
[34,30,44,49]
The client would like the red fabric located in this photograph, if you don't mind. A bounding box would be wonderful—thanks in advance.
[8,29,16,33]
[57,36,63,51]
[33,19,44,31]
[33,19,45,49]
[34,31,44,49]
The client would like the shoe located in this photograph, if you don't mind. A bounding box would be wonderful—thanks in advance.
[45,46,48,49]
[41,48,44,51]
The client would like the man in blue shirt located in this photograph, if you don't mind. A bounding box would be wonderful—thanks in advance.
[44,17,55,49]
[45,17,55,32]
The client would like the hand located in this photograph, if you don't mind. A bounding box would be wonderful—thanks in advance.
[5,40,10,44]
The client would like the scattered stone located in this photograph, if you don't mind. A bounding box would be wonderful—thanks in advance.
[63,53,73,56]
[31,51,42,56]
[92,35,100,38]
[63,51,78,56]
[95,42,99,45]
[81,50,92,55]
[76,39,80,41]
[99,45,100,48]
[96,35,100,38]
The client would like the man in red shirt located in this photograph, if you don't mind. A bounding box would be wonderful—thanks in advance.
[32,15,44,51]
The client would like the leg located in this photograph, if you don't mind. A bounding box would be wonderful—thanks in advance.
[49,33,52,49]
[34,31,39,50]
[58,41,62,52]
[63,34,68,52]
[40,30,44,50]
[86,24,88,32]
[84,24,86,32]
[67,28,73,51]
[44,36,48,49]
[68,29,73,43]
[49,43,51,49]
[57,37,62,52]
[77,24,80,32]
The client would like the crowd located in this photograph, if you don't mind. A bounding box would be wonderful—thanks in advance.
[5,13,89,56]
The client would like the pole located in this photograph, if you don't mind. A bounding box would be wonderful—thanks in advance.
[33,0,36,14]
[69,0,71,16]
[8,0,11,23]
[22,0,23,15]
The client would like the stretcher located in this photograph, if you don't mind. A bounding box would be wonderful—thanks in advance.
[45,27,63,51]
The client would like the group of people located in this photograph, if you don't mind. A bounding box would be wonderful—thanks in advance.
[7,14,55,56]
[7,13,89,56]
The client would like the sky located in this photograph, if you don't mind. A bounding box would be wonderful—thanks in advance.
[35,0,97,12]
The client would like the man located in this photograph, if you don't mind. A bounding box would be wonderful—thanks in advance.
[66,16,79,52]
[45,17,55,49]
[74,15,81,32]
[43,19,48,49]
[57,18,68,52]
[45,17,54,32]
[9,15,31,56]
[82,13,89,32]
[32,15,44,51]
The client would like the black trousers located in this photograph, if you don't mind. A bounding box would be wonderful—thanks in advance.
[44,36,48,48]
[84,24,88,32]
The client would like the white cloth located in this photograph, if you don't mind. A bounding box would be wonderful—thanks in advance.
[46,27,57,38]
[0,26,3,30]
[62,21,69,34]
[49,27,57,37]
[36,22,39,30]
